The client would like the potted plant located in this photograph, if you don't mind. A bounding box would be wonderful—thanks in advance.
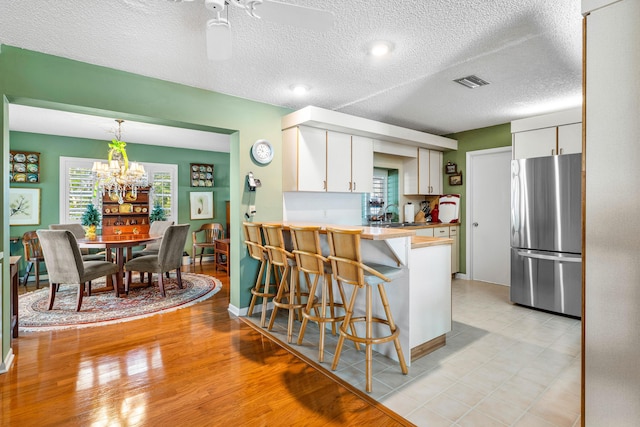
[81,203,101,238]
[149,203,167,223]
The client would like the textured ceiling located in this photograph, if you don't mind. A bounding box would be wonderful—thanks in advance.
[0,0,583,136]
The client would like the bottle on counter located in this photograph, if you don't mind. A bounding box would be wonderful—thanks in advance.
[431,204,439,223]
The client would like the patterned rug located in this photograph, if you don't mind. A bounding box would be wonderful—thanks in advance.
[18,273,222,332]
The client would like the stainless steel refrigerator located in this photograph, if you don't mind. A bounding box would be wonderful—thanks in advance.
[510,153,582,318]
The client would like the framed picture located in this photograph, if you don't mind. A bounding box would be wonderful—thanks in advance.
[449,173,463,186]
[190,191,214,220]
[190,163,214,187]
[9,188,41,225]
[445,162,457,174]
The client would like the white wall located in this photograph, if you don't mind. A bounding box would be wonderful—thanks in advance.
[283,192,362,224]
[584,0,640,424]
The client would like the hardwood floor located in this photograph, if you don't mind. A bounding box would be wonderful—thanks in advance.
[1,263,411,426]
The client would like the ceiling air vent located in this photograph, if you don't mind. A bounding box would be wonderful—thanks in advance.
[454,75,490,89]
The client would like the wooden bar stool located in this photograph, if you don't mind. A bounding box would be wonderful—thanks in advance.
[264,224,314,343]
[326,226,408,393]
[290,225,351,362]
[243,222,276,327]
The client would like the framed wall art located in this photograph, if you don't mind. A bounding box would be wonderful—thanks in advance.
[9,188,41,225]
[190,163,214,187]
[190,191,214,220]
[10,151,40,183]
[445,161,457,174]
[449,172,463,186]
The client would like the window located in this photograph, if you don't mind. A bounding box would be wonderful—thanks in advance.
[60,157,178,226]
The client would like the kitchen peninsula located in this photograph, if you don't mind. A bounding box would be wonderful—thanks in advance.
[276,223,453,366]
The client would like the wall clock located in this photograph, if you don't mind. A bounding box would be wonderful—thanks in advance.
[251,139,274,164]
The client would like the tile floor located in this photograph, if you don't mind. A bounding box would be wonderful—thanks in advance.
[247,279,581,427]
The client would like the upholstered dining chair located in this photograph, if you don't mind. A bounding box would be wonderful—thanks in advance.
[36,230,119,311]
[124,224,190,297]
[131,220,174,259]
[49,223,110,261]
[192,223,224,265]
[22,231,45,289]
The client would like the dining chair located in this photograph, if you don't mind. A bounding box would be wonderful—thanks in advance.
[132,220,174,258]
[49,223,110,261]
[22,231,45,289]
[36,230,119,311]
[192,223,224,265]
[124,224,190,297]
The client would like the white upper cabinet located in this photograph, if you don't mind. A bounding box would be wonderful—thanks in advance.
[511,107,582,159]
[350,135,374,193]
[405,148,443,195]
[513,127,557,159]
[429,150,443,195]
[283,126,373,193]
[557,123,582,155]
[327,131,352,192]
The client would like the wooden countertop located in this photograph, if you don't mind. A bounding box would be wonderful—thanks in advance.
[263,222,416,240]
[411,236,454,249]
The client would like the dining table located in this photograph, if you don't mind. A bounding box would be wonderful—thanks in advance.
[77,233,162,297]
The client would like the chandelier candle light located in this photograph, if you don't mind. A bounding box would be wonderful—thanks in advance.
[92,119,148,204]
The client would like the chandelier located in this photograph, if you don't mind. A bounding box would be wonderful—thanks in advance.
[92,119,148,204]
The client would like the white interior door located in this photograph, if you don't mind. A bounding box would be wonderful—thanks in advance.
[467,147,511,286]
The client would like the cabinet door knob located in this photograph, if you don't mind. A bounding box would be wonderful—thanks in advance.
[353,182,356,191]
[473,222,479,227]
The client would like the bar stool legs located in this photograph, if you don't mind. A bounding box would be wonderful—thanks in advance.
[267,262,309,343]
[246,254,274,327]
[244,222,276,328]
[296,270,349,362]
[332,282,408,392]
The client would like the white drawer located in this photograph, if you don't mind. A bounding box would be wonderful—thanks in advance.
[449,226,458,236]
[434,227,449,237]
[416,228,434,237]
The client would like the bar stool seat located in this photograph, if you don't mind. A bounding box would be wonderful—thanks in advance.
[290,225,351,363]
[326,226,408,393]
[244,222,276,327]
[264,224,316,343]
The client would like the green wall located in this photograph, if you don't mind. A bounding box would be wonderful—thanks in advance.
[442,123,512,273]
[0,45,291,365]
[9,131,230,275]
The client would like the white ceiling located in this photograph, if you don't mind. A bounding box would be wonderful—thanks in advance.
[0,0,583,137]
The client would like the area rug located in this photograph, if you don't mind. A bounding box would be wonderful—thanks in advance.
[18,273,222,332]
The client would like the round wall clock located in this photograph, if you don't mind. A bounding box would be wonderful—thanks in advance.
[251,139,274,164]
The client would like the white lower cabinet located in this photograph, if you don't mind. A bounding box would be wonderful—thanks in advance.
[416,225,459,274]
[449,226,459,274]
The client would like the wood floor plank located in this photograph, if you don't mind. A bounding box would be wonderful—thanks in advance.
[2,263,413,426]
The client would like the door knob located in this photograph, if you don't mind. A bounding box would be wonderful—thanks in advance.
[473,222,479,227]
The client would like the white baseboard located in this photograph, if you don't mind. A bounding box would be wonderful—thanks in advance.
[455,273,469,280]
[228,301,274,318]
[0,347,14,374]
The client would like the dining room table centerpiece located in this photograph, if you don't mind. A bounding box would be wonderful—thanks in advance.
[81,203,101,238]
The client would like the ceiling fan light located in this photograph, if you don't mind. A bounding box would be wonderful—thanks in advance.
[206,18,232,61]
[369,41,394,57]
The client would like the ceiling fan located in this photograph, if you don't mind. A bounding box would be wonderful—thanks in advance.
[169,0,336,61]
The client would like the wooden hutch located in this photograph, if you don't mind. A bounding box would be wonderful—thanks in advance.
[101,187,151,235]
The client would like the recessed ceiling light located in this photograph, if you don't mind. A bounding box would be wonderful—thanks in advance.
[369,41,394,57]
[290,84,310,95]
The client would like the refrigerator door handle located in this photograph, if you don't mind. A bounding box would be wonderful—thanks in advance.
[517,250,582,263]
